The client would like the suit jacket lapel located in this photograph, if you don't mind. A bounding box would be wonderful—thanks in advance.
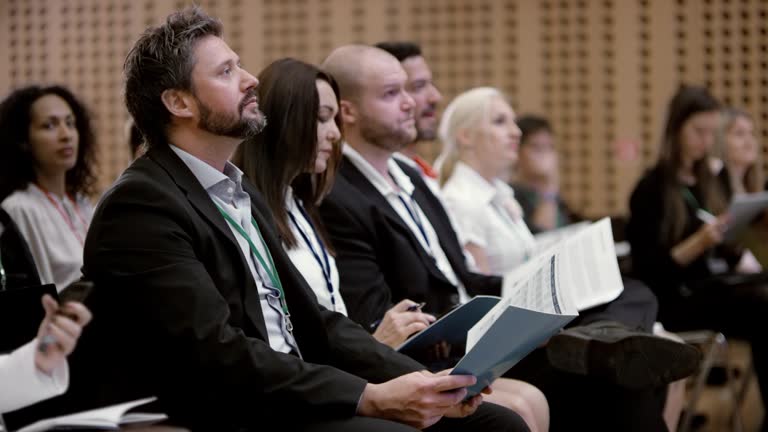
[147,144,269,339]
[149,145,242,248]
[405,167,470,281]
[338,157,451,283]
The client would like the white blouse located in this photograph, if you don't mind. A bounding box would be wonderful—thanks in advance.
[441,162,536,275]
[2,184,93,291]
[0,339,68,414]
[283,188,348,316]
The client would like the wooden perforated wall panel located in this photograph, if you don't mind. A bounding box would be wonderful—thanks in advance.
[2,0,766,217]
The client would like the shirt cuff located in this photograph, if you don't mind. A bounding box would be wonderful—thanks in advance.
[0,339,69,413]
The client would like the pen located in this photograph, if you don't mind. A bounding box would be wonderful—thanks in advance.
[407,302,426,312]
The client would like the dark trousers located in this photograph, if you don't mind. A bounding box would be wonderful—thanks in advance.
[503,277,668,431]
[570,276,659,332]
[505,348,668,432]
[285,402,530,432]
[658,272,768,413]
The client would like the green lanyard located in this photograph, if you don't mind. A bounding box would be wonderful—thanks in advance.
[681,186,708,212]
[214,204,288,315]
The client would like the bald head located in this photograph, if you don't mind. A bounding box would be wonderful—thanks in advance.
[322,45,402,101]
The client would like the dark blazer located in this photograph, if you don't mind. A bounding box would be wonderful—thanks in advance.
[35,143,423,429]
[0,207,42,290]
[319,155,502,330]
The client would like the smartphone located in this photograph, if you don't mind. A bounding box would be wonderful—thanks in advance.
[59,280,95,304]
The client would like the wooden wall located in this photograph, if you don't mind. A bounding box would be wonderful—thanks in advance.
[2,0,766,217]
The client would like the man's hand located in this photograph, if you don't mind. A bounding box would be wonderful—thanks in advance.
[35,294,92,375]
[373,300,436,348]
[357,371,477,429]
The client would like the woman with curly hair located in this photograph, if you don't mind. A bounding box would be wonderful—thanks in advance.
[0,85,98,291]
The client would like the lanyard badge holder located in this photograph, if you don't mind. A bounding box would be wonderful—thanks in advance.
[215,204,300,354]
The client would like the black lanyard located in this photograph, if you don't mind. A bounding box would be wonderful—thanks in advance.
[390,174,431,249]
[287,199,337,308]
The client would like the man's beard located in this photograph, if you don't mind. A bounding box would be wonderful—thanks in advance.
[415,104,439,141]
[416,123,437,141]
[196,91,267,139]
[358,111,416,152]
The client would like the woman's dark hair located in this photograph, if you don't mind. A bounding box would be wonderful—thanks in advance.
[0,85,97,201]
[656,84,724,244]
[232,58,343,250]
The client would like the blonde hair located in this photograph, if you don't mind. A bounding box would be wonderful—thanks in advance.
[434,87,505,186]
[716,108,763,194]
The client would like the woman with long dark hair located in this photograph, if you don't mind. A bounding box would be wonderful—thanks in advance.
[233,58,549,432]
[626,85,768,420]
[0,85,98,291]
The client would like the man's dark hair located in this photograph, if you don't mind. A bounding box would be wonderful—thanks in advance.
[123,6,222,148]
[517,115,554,146]
[374,41,422,62]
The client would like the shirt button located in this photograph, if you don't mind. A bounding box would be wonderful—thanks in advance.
[227,187,234,194]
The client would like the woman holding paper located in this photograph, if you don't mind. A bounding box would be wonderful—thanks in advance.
[626,85,768,417]
[714,108,765,272]
[232,58,549,432]
[0,294,91,414]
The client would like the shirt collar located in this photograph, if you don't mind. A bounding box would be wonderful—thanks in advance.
[451,161,514,205]
[343,144,415,197]
[170,144,244,191]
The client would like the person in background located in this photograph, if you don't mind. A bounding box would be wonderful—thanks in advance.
[233,57,549,432]
[714,108,764,272]
[0,294,91,414]
[716,108,763,197]
[374,42,443,195]
[0,86,98,291]
[511,115,577,233]
[626,85,768,425]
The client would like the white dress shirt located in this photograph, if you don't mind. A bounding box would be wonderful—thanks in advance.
[283,188,348,316]
[344,145,470,303]
[170,145,297,355]
[2,185,93,291]
[0,339,68,414]
[441,162,536,275]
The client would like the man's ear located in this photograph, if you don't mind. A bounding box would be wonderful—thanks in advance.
[339,99,357,125]
[160,89,196,119]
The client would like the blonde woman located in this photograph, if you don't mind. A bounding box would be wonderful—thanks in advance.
[716,108,764,197]
[435,87,535,275]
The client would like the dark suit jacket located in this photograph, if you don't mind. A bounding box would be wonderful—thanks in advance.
[34,144,422,429]
[319,155,502,330]
[0,207,42,290]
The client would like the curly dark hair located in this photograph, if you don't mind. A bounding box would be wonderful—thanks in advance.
[0,85,98,201]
